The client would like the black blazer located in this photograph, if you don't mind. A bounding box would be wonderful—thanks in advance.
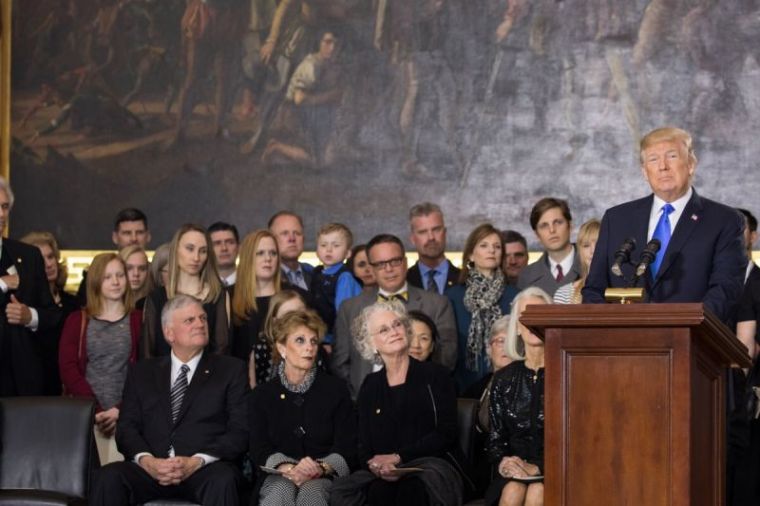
[356,359,462,467]
[0,238,58,395]
[407,260,461,294]
[249,371,356,468]
[116,353,249,461]
[583,190,745,323]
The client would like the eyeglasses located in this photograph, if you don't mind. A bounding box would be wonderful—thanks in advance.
[489,337,506,346]
[372,319,405,339]
[370,256,405,270]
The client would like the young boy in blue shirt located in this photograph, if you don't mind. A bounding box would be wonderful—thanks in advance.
[310,223,362,350]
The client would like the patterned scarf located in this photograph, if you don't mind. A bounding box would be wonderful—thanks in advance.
[463,270,505,372]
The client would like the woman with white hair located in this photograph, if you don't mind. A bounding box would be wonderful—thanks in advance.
[485,287,551,506]
[331,300,469,506]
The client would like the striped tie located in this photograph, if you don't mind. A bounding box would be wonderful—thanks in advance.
[170,364,190,423]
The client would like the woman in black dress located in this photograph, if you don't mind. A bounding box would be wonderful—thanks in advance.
[485,287,552,506]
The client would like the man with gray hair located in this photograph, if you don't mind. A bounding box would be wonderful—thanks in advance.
[91,294,248,506]
[0,176,59,396]
[407,202,461,294]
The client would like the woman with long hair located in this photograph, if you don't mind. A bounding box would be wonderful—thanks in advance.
[119,244,153,308]
[59,253,142,464]
[141,224,229,357]
[231,230,284,386]
[448,223,519,394]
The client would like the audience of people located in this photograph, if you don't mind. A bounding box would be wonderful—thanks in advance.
[7,127,760,505]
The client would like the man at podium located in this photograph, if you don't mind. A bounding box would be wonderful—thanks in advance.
[582,126,745,323]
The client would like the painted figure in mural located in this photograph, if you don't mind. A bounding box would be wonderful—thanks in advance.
[240,0,349,155]
[167,0,247,147]
[24,0,80,84]
[120,0,184,112]
[261,30,343,167]
[374,0,459,175]
[26,65,142,141]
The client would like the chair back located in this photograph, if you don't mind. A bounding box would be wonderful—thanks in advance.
[456,397,478,462]
[0,397,96,500]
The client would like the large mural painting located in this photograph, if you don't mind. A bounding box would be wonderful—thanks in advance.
[8,0,760,249]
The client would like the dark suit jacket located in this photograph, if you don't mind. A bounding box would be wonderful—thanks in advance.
[407,260,461,294]
[116,353,249,461]
[516,246,582,296]
[0,238,58,395]
[583,190,745,323]
[330,285,457,398]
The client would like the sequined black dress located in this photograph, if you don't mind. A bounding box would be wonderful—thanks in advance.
[484,360,544,504]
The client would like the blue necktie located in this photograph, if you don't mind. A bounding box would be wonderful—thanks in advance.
[651,203,675,279]
[426,269,439,293]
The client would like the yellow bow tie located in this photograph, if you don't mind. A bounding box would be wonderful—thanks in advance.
[377,292,408,303]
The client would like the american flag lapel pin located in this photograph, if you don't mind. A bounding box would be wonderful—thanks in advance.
[691,214,698,221]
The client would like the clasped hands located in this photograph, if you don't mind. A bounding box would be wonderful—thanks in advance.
[498,456,539,479]
[139,455,204,486]
[367,453,402,481]
[277,457,324,486]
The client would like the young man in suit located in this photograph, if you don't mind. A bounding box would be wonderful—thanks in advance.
[517,197,581,296]
[583,126,745,323]
[0,177,59,396]
[406,202,460,294]
[331,234,457,398]
[91,295,248,506]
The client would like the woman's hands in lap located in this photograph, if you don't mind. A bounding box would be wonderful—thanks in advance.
[368,453,402,481]
[498,456,539,478]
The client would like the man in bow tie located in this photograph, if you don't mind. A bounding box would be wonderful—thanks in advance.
[0,176,58,396]
[91,295,248,505]
[583,126,745,323]
[331,233,456,399]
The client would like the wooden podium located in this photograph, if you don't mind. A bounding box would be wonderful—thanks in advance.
[520,303,751,506]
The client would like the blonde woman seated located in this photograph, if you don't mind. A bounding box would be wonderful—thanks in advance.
[249,309,356,506]
[553,219,599,304]
[485,287,552,506]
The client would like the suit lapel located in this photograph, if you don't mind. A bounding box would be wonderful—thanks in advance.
[654,191,703,286]
[155,357,172,428]
[174,353,212,426]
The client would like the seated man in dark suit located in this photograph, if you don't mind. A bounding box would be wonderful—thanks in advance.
[331,233,457,398]
[406,202,460,294]
[583,126,745,323]
[91,294,248,506]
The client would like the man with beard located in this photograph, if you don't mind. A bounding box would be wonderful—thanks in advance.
[406,203,460,295]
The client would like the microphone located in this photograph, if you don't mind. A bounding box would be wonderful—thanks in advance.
[611,237,636,277]
[635,239,661,277]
